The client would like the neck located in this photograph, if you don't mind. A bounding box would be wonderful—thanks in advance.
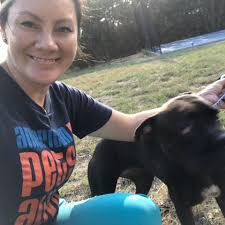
[1,61,49,107]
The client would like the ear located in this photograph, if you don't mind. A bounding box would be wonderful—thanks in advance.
[135,116,156,141]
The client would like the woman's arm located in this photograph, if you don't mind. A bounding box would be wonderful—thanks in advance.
[90,108,161,142]
[198,78,225,108]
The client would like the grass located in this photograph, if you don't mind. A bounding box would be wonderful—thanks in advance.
[60,41,225,224]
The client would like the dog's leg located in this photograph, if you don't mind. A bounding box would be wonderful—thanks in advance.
[134,172,154,194]
[169,188,195,225]
[216,194,225,217]
[214,176,225,217]
[88,174,119,196]
[122,169,154,195]
[207,171,225,217]
[215,187,225,216]
[88,158,120,196]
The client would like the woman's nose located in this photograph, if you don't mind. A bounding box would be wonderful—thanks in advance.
[35,31,58,51]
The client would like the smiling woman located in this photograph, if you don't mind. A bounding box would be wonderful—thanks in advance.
[0,0,80,105]
[1,1,225,225]
[0,0,163,225]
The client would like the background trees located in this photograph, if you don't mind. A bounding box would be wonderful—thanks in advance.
[77,0,225,62]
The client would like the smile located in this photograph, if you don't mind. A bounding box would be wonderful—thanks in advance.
[29,55,60,64]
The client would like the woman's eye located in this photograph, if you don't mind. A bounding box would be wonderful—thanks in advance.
[57,26,73,33]
[20,21,38,29]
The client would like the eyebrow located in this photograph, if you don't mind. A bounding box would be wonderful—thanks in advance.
[18,11,42,22]
[18,11,74,24]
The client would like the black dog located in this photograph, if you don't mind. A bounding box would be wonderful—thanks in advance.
[88,94,225,225]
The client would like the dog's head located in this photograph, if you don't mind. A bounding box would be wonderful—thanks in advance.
[135,94,222,163]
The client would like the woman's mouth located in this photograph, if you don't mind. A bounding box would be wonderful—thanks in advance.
[29,55,60,64]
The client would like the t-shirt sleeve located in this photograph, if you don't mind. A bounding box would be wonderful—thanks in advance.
[55,82,112,139]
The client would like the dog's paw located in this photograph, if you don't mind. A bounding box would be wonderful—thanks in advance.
[201,184,221,198]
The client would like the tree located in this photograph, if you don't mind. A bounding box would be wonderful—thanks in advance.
[75,0,225,64]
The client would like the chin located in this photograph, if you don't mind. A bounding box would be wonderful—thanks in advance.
[28,70,61,85]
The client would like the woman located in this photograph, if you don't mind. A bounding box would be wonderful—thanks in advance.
[0,0,225,224]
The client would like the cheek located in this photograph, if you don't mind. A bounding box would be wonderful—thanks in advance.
[68,43,77,59]
[59,39,77,70]
[62,45,77,67]
[60,35,78,57]
[7,39,23,61]
[8,34,29,55]
[67,44,77,59]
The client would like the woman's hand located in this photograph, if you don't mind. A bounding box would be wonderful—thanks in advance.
[198,79,225,109]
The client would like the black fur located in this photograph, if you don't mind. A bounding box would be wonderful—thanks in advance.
[88,95,225,225]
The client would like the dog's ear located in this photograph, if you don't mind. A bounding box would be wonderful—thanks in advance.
[135,116,157,141]
[208,105,219,116]
[199,103,219,120]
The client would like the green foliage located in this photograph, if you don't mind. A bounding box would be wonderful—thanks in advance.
[78,0,225,61]
[81,0,139,60]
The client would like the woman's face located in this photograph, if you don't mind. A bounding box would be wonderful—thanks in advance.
[2,0,78,86]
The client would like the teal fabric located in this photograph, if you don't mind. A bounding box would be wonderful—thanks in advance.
[56,193,162,225]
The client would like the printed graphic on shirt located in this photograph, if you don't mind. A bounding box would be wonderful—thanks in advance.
[13,123,76,225]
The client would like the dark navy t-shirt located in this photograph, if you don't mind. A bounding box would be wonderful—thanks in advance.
[0,66,112,225]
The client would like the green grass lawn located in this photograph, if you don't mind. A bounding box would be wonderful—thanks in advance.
[60,41,225,225]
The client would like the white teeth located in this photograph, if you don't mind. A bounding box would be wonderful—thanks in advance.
[31,56,57,64]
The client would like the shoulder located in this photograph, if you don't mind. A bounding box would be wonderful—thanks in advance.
[50,81,82,97]
[50,81,74,92]
[0,65,10,82]
[49,81,91,104]
[0,65,16,95]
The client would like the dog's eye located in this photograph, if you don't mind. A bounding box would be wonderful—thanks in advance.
[176,121,193,135]
[181,125,192,135]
